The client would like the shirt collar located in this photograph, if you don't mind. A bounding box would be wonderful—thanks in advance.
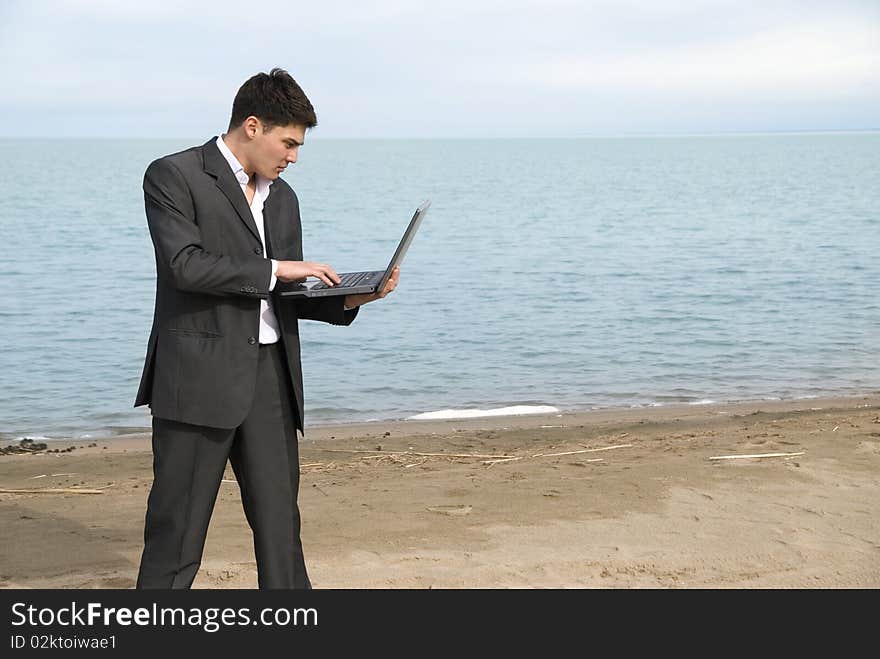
[215,135,274,197]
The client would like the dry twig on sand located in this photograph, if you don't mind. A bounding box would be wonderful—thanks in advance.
[317,448,517,459]
[482,456,524,467]
[708,452,805,461]
[534,444,633,458]
[0,487,105,495]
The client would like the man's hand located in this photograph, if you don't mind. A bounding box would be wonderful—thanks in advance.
[275,261,341,287]
[344,266,400,309]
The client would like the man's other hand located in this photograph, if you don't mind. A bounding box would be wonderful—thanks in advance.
[275,261,341,287]
[344,266,400,309]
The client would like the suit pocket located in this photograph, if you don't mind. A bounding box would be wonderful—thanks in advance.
[167,328,223,339]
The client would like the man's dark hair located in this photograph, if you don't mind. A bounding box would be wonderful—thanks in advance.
[228,68,317,131]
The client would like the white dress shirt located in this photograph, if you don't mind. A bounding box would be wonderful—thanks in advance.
[216,135,281,344]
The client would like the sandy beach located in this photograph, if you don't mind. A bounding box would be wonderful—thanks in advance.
[1,394,878,589]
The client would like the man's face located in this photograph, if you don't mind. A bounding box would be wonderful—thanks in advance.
[248,120,305,180]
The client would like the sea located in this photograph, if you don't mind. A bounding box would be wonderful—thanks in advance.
[1,133,878,441]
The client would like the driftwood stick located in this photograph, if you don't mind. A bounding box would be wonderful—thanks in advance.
[317,448,517,459]
[0,488,104,495]
[409,452,518,459]
[709,452,805,461]
[533,444,633,458]
[482,457,524,466]
[317,448,399,454]
[586,443,633,451]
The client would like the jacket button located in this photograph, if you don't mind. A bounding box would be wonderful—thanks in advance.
[254,246,262,255]
[248,336,257,345]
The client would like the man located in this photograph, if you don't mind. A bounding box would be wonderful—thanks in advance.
[134,68,398,589]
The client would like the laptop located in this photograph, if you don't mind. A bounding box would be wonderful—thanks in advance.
[278,200,431,298]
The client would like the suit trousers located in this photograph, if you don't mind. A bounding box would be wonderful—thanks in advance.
[135,341,311,589]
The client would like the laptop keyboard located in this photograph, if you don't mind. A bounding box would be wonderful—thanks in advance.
[311,271,378,290]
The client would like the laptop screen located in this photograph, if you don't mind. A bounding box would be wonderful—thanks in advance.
[377,199,431,289]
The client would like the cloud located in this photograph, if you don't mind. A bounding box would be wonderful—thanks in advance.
[524,19,880,97]
[0,0,877,136]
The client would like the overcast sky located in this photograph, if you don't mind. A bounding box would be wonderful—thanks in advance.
[1,0,878,137]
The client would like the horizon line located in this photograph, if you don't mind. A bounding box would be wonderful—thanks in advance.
[1,128,878,140]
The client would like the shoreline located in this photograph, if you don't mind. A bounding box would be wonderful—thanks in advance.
[1,392,878,588]
[4,391,880,447]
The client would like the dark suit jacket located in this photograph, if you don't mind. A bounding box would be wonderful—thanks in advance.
[134,137,358,430]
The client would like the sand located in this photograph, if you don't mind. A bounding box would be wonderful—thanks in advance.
[1,395,878,588]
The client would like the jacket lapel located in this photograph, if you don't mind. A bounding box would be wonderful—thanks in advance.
[201,137,262,244]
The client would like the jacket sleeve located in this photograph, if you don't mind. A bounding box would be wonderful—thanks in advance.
[275,183,360,326]
[288,295,360,326]
[144,157,272,298]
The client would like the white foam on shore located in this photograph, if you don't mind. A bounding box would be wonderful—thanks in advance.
[407,405,560,421]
